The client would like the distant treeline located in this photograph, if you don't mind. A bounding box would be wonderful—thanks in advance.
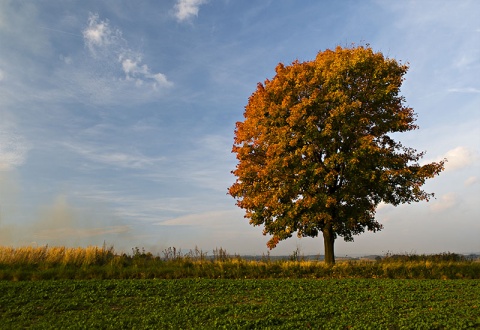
[0,245,478,281]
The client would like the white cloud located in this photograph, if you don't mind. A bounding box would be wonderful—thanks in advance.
[430,193,457,212]
[63,142,164,169]
[443,146,477,171]
[83,13,119,55]
[121,58,141,75]
[174,0,208,22]
[1,9,173,109]
[82,13,172,91]
[76,189,200,223]
[160,210,234,227]
[376,202,394,212]
[151,73,172,89]
[0,125,30,171]
[465,176,478,186]
[447,87,480,94]
[453,54,479,70]
[120,57,173,89]
[59,54,72,65]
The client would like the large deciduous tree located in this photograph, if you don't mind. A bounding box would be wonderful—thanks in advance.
[228,45,445,264]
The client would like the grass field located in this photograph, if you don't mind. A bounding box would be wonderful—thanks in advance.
[1,246,479,328]
[1,279,479,329]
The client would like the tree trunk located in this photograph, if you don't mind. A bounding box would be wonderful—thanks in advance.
[323,225,335,265]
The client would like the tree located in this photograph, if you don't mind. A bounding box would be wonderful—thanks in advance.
[228,45,445,264]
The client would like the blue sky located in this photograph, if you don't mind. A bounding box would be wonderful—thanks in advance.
[0,0,479,256]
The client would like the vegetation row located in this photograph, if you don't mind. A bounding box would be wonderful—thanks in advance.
[2,279,479,328]
[0,245,478,281]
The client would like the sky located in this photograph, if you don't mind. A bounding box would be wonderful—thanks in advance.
[0,0,479,256]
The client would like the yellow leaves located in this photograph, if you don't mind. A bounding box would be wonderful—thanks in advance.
[418,160,446,179]
[349,157,360,167]
[326,197,337,208]
[267,236,280,249]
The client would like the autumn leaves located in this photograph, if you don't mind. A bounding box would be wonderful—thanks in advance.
[229,45,444,264]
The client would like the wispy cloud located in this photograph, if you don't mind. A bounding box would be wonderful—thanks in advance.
[426,146,478,173]
[442,146,477,172]
[186,134,236,191]
[430,193,457,212]
[453,53,479,70]
[120,56,172,90]
[159,210,238,227]
[135,133,236,193]
[0,122,30,171]
[447,87,480,94]
[63,141,164,170]
[464,176,478,186]
[0,8,173,111]
[173,0,208,22]
[82,13,173,90]
[83,14,119,55]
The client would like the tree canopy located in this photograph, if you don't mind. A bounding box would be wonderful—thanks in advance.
[228,45,445,264]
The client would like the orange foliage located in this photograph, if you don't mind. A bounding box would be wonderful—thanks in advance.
[229,45,444,263]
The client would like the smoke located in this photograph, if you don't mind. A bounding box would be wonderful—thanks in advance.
[0,177,132,249]
[31,194,132,248]
[0,171,20,245]
[0,168,156,253]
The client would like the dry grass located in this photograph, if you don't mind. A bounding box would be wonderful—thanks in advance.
[0,245,115,267]
[0,245,478,281]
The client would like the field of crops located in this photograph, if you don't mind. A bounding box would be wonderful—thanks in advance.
[1,279,479,328]
[1,247,479,328]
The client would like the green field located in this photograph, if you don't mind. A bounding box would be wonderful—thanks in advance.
[1,279,479,329]
[1,247,479,328]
